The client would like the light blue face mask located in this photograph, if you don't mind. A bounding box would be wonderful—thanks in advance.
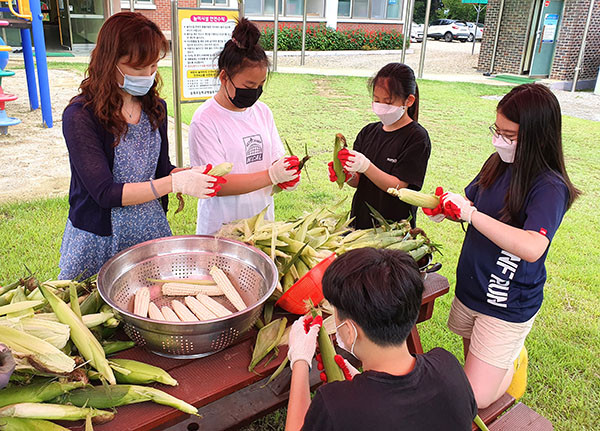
[117,66,156,97]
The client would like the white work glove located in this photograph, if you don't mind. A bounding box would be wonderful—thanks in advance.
[340,149,371,174]
[171,166,219,199]
[268,156,300,185]
[287,315,321,370]
[441,192,478,224]
[342,358,360,379]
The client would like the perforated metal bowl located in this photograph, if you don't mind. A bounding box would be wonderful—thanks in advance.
[97,236,278,359]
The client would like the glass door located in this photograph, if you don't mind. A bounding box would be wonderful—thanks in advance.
[58,0,73,49]
[69,0,105,44]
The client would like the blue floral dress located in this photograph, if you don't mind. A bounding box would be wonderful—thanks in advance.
[59,112,172,279]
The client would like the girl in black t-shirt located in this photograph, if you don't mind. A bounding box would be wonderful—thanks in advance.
[328,63,431,229]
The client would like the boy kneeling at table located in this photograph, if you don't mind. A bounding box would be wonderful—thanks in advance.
[285,248,478,431]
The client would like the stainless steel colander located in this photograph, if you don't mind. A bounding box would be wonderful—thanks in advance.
[97,236,278,359]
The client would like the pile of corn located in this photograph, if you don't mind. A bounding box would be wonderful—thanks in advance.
[217,200,437,294]
[0,275,197,429]
[133,266,247,322]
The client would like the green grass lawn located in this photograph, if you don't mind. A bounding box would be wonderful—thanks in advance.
[1,66,599,430]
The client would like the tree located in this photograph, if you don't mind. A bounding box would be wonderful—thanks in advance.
[412,0,485,24]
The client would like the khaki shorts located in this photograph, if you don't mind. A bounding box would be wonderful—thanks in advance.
[447,297,537,369]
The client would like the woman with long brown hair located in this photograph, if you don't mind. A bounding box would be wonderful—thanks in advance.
[425,83,580,409]
[59,12,222,279]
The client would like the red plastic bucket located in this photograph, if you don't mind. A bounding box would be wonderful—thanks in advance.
[275,253,336,314]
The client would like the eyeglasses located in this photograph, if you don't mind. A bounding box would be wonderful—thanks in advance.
[489,124,516,145]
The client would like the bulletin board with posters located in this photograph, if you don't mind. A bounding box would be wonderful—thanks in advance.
[176,8,238,102]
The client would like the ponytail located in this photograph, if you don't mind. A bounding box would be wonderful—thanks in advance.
[368,63,419,122]
[218,18,269,77]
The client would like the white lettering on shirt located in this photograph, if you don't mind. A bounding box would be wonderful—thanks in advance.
[386,158,397,163]
[487,250,521,308]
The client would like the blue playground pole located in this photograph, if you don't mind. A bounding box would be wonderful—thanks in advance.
[28,0,52,128]
[19,28,39,111]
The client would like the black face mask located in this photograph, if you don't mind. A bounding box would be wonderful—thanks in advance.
[225,76,263,108]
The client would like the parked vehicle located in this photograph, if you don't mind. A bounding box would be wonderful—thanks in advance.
[427,19,470,42]
[411,22,424,43]
[466,22,484,42]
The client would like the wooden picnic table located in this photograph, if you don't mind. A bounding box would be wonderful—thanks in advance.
[71,273,449,431]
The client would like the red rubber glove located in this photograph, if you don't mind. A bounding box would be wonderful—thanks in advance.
[422,187,462,222]
[328,161,352,183]
[316,352,358,382]
[202,164,228,197]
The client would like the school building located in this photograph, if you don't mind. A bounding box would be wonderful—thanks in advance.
[0,0,407,51]
[478,0,600,89]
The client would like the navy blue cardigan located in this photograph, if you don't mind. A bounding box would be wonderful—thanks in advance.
[63,96,176,236]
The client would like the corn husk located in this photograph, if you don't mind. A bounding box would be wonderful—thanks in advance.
[248,318,287,372]
[108,359,177,386]
[0,317,70,350]
[0,403,114,424]
[57,385,198,416]
[0,326,75,375]
[0,417,70,430]
[38,284,116,385]
[0,380,86,408]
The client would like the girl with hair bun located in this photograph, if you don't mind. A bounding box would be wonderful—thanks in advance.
[329,62,431,229]
[59,12,222,279]
[189,18,301,235]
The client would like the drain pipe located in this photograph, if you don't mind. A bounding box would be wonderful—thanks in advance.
[417,0,432,79]
[487,0,505,76]
[571,0,595,92]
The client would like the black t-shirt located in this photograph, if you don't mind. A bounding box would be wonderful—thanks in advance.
[302,348,477,431]
[351,121,431,229]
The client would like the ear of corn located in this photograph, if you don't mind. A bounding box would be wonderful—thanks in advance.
[0,380,86,408]
[69,283,82,319]
[209,266,246,312]
[171,300,198,322]
[79,290,103,316]
[56,384,198,416]
[386,187,439,209]
[101,340,135,356]
[311,307,345,383]
[133,287,150,317]
[207,162,233,176]
[0,417,71,431]
[248,317,287,372]
[184,296,216,321]
[161,282,221,297]
[38,284,116,385]
[195,294,232,318]
[82,309,114,328]
[0,317,70,350]
[0,403,114,424]
[333,133,347,189]
[0,300,44,316]
[0,326,75,375]
[108,358,177,386]
[160,306,180,322]
[148,302,165,321]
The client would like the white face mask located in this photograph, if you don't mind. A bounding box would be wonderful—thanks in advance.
[117,66,156,97]
[335,320,358,358]
[372,102,406,126]
[492,134,517,163]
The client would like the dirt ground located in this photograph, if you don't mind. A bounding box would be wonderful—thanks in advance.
[0,67,189,204]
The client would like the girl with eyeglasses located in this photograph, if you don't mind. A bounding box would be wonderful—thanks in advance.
[188,18,300,235]
[425,84,580,409]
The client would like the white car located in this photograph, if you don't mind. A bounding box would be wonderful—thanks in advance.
[427,19,470,42]
[466,22,484,42]
[410,22,424,43]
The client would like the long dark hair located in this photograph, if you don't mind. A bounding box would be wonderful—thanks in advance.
[74,12,169,143]
[217,18,269,77]
[478,84,580,224]
[368,63,419,122]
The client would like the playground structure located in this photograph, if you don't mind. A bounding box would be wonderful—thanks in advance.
[0,0,52,128]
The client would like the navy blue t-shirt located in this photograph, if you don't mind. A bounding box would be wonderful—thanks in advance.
[456,166,569,323]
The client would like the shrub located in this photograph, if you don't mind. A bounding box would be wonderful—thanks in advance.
[259,24,408,51]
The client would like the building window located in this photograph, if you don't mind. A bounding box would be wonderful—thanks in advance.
[246,0,323,17]
[200,0,229,5]
[338,0,403,19]
[120,0,156,10]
